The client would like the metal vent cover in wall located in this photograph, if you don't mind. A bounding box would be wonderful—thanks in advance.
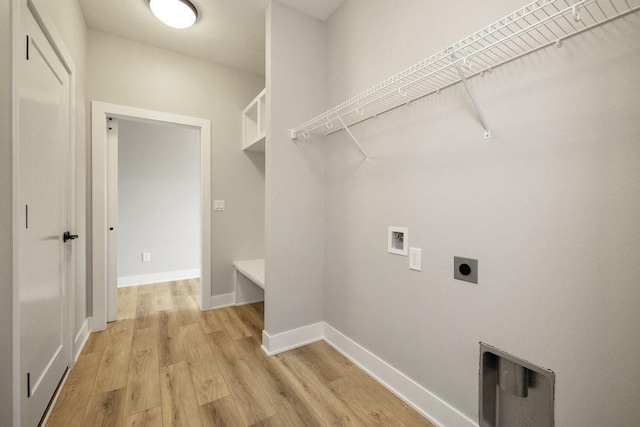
[480,342,555,427]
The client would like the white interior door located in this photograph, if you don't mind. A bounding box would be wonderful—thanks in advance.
[107,119,119,322]
[18,5,71,426]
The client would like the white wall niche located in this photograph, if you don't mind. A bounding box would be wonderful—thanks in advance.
[242,88,266,152]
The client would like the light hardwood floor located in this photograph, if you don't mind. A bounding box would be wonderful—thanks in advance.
[49,280,435,426]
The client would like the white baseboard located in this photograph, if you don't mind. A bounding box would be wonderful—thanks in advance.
[261,322,324,356]
[235,297,265,306]
[258,320,476,427]
[324,323,477,427]
[73,318,91,362]
[118,268,201,287]
[52,316,91,427]
[210,291,264,310]
[211,292,236,310]
[44,317,91,426]
[41,367,70,427]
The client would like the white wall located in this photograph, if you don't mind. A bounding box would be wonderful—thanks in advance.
[88,30,265,300]
[0,0,14,421]
[323,0,640,425]
[264,2,326,335]
[117,120,200,281]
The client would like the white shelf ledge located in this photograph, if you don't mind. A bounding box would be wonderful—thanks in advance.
[290,0,639,144]
[244,133,266,152]
[233,259,265,289]
[243,89,266,153]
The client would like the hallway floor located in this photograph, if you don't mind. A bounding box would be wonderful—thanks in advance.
[48,280,434,426]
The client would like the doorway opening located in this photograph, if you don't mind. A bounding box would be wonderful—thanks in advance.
[110,118,201,321]
[92,102,212,331]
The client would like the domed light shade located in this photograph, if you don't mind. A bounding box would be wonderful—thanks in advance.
[149,0,198,29]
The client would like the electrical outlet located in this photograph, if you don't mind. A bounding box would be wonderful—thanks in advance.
[409,248,422,271]
[142,253,151,262]
[214,200,225,211]
[454,256,478,284]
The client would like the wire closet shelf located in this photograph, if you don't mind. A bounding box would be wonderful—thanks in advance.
[290,0,640,143]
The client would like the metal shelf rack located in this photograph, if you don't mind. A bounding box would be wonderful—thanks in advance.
[289,0,640,161]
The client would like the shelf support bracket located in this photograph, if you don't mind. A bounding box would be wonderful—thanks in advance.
[451,54,492,138]
[337,115,370,163]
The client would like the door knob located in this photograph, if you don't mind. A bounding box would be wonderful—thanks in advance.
[63,231,78,242]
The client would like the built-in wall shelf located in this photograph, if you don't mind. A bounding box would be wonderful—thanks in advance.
[290,0,639,160]
[233,259,265,289]
[233,259,265,306]
[243,88,266,152]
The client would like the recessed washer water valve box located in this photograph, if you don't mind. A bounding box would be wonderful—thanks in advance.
[388,226,408,256]
[454,256,478,284]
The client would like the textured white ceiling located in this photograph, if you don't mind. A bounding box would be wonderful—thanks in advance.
[79,0,345,76]
[277,0,345,21]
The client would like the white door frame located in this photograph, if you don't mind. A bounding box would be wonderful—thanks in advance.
[91,101,212,331]
[106,120,118,322]
[12,0,77,424]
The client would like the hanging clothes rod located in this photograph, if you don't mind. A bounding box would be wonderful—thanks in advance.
[291,0,640,147]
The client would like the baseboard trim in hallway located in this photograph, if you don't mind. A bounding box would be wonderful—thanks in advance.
[211,292,265,310]
[117,268,201,287]
[262,321,478,427]
[324,323,477,427]
[46,316,93,427]
[40,368,71,427]
[210,292,235,309]
[73,317,91,362]
[261,322,325,356]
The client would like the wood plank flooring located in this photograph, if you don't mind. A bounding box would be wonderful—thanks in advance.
[49,280,435,426]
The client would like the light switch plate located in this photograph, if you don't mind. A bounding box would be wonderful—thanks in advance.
[409,248,422,271]
[142,253,151,262]
[214,200,225,211]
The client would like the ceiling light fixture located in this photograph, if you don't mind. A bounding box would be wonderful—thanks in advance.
[149,0,198,29]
